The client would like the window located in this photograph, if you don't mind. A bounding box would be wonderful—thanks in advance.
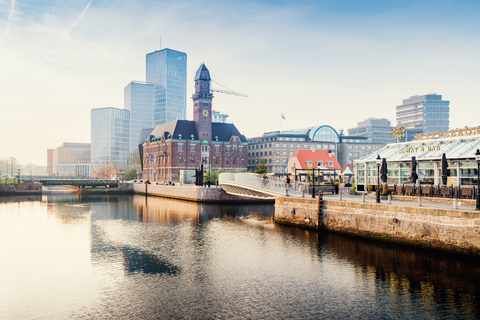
[226,145,231,153]
[215,145,220,153]
[317,161,323,166]
[290,144,294,148]
[283,144,286,147]
[190,144,196,152]
[269,151,272,156]
[226,157,231,164]
[269,159,272,163]
[239,146,243,153]
[306,161,313,167]
[283,159,287,164]
[233,137,237,142]
[190,155,195,162]
[276,151,280,155]
[275,143,280,147]
[327,161,333,167]
[260,152,263,156]
[178,143,184,152]
[178,156,183,163]
[304,144,308,148]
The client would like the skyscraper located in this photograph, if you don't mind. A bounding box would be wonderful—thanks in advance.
[146,48,187,125]
[91,108,130,164]
[396,94,450,141]
[124,81,155,154]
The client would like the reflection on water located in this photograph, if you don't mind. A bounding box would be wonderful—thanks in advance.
[0,194,479,319]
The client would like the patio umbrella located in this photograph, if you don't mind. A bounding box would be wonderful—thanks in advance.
[409,156,418,183]
[380,158,388,183]
[441,153,448,185]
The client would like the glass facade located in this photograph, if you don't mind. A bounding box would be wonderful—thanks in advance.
[396,94,450,141]
[348,118,395,144]
[91,108,130,164]
[146,49,187,125]
[124,81,155,153]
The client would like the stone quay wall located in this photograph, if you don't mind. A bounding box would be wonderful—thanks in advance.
[274,196,480,255]
[133,183,272,203]
[0,183,42,196]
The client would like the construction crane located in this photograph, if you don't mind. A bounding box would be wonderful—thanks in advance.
[210,80,247,97]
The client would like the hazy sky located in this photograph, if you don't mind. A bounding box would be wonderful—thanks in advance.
[1,0,480,165]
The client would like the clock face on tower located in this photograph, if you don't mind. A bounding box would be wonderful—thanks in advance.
[202,109,209,117]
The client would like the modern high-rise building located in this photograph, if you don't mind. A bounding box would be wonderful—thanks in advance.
[212,110,229,123]
[348,118,395,144]
[91,108,130,164]
[396,94,450,141]
[124,81,155,154]
[146,48,187,125]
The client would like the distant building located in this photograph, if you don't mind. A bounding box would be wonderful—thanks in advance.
[124,81,155,155]
[47,149,54,175]
[212,110,229,123]
[247,126,384,174]
[140,64,248,182]
[91,107,130,164]
[146,48,187,125]
[396,94,450,141]
[51,142,90,176]
[348,118,395,144]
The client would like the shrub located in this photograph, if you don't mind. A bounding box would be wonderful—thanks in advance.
[351,183,356,191]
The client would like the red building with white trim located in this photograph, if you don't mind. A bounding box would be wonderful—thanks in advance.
[140,64,248,182]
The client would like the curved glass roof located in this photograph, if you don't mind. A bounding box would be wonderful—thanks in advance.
[308,125,341,143]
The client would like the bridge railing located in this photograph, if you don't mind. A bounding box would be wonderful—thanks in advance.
[219,173,308,196]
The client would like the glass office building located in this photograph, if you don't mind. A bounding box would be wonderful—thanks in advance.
[124,81,155,153]
[396,94,450,142]
[91,108,130,164]
[348,118,396,144]
[146,48,187,125]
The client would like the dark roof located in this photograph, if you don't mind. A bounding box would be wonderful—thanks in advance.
[139,128,154,145]
[212,123,247,142]
[150,120,199,141]
[144,121,246,144]
[194,63,211,81]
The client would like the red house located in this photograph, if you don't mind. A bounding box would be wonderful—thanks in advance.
[287,149,342,182]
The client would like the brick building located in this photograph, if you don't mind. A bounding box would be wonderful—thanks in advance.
[140,64,248,182]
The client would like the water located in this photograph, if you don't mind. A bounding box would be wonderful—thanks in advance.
[1,194,480,319]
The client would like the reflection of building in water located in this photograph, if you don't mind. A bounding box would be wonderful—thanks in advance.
[323,232,480,313]
[132,195,274,224]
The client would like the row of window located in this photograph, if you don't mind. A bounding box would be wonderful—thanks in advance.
[249,143,336,150]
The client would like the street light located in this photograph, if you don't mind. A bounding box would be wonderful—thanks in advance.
[476,148,480,210]
[376,154,381,203]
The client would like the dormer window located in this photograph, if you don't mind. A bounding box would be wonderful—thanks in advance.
[306,161,313,167]
[327,161,333,167]
[317,161,323,166]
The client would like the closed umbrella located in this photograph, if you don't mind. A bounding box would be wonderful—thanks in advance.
[409,156,418,183]
[441,153,448,185]
[380,158,388,183]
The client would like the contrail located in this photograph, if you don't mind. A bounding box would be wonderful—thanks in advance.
[2,0,15,36]
[39,0,93,67]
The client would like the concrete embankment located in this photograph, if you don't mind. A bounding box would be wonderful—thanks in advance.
[76,183,133,194]
[274,196,480,256]
[0,183,42,196]
[133,183,273,203]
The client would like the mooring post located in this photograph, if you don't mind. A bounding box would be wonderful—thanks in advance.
[388,194,392,204]
[418,195,422,206]
[362,194,366,202]
[453,198,458,209]
[317,191,323,232]
[339,192,342,200]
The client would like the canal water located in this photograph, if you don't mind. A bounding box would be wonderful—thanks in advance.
[1,194,480,319]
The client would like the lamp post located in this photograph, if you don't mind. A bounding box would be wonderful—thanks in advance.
[376,154,381,203]
[476,149,480,210]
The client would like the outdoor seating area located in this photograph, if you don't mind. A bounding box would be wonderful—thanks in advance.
[391,184,478,199]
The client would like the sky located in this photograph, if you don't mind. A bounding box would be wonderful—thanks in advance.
[1,0,480,166]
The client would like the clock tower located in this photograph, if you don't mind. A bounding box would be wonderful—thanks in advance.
[193,63,213,142]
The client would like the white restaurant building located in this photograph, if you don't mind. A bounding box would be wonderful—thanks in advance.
[354,126,480,192]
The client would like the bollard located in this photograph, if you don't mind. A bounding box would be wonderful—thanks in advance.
[388,194,392,204]
[453,198,458,209]
[339,192,342,200]
[285,184,288,197]
[362,194,366,202]
[418,195,422,207]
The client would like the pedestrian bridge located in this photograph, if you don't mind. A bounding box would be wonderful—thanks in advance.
[218,173,303,199]
[39,179,119,188]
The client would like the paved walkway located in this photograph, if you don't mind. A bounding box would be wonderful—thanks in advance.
[318,193,477,211]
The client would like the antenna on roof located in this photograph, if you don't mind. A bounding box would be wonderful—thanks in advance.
[159,36,162,49]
